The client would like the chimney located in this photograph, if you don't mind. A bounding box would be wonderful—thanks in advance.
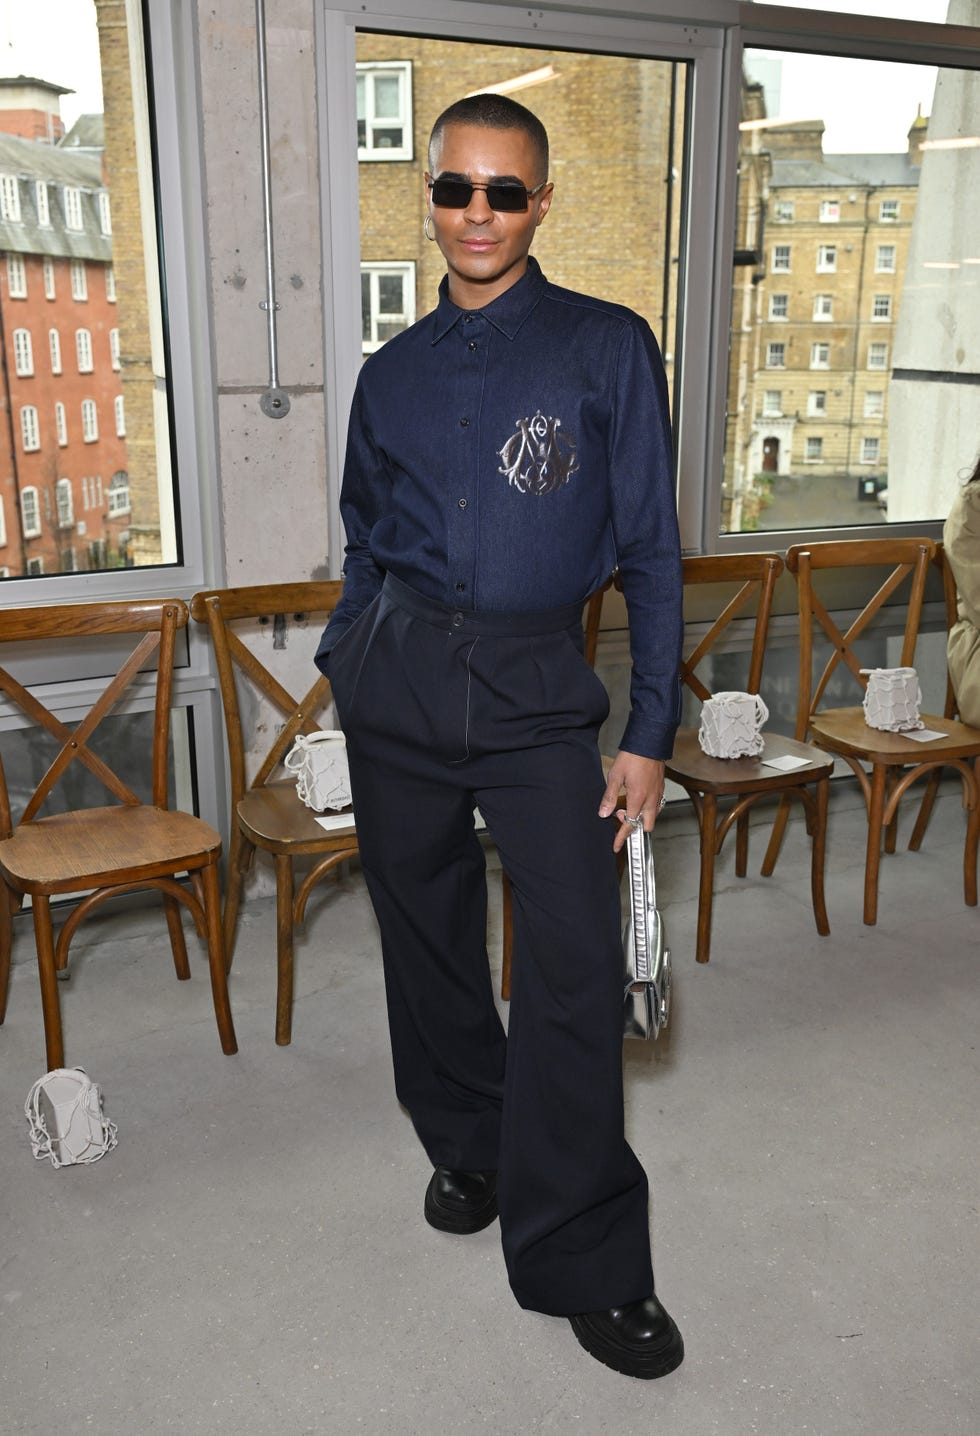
[0,75,71,143]
[908,105,928,167]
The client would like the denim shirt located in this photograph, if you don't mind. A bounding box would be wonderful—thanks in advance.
[318,257,683,760]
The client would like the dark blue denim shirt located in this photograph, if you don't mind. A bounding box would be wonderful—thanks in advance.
[317,257,683,759]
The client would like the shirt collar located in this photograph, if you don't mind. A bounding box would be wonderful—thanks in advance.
[430,256,548,344]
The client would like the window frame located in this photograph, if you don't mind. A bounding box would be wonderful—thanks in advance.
[766,341,786,369]
[1,174,21,222]
[861,436,881,465]
[81,398,99,442]
[771,243,791,272]
[867,341,889,371]
[21,486,41,539]
[816,243,837,273]
[13,328,34,377]
[356,60,414,161]
[804,435,823,463]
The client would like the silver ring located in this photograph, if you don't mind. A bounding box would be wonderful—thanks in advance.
[625,813,644,830]
[658,795,667,812]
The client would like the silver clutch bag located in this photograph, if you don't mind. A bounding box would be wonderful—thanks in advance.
[623,823,672,1040]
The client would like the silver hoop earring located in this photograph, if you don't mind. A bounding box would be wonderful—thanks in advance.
[423,215,435,242]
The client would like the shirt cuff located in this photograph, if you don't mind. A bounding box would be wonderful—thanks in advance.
[618,715,678,762]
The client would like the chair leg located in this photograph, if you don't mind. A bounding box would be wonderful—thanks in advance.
[761,793,792,877]
[0,879,12,1025]
[864,765,888,926]
[163,894,192,980]
[811,776,831,937]
[222,827,252,975]
[274,852,296,1045]
[200,859,237,1055]
[735,810,749,878]
[964,777,979,908]
[884,772,899,855]
[32,894,65,1070]
[908,769,941,852]
[695,793,719,964]
[500,870,513,1001]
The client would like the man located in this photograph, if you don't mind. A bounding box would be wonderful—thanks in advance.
[317,93,684,1380]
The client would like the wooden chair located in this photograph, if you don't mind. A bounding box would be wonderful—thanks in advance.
[667,553,833,964]
[191,583,357,1044]
[765,538,980,926]
[0,599,237,1069]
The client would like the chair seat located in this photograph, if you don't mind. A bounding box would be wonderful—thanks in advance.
[810,707,980,763]
[238,779,357,853]
[0,805,221,895]
[667,729,835,795]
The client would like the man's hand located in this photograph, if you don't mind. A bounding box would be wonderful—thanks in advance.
[599,751,667,853]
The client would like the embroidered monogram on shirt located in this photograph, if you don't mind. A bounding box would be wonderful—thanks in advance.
[497,411,579,496]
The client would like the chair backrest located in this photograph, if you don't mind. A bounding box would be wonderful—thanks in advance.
[190,582,345,808]
[679,552,784,703]
[0,598,186,838]
[785,537,936,734]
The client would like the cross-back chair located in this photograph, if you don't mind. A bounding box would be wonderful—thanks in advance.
[0,598,237,1069]
[764,538,980,926]
[191,583,357,1044]
[666,553,833,964]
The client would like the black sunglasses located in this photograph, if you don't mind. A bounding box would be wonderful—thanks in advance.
[428,177,547,213]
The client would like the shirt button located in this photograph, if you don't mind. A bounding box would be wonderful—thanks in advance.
[460,417,470,428]
[452,611,464,626]
[455,582,466,593]
[458,497,467,508]
[468,341,477,351]
[463,315,473,324]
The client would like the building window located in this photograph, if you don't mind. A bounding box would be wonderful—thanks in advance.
[70,258,87,300]
[872,294,892,321]
[805,437,823,463]
[104,265,116,302]
[76,328,94,373]
[1,174,21,222]
[59,547,78,573]
[64,186,84,230]
[55,401,67,446]
[768,293,788,320]
[813,294,833,321]
[810,342,830,369]
[817,245,837,273]
[361,262,416,352]
[819,200,840,222]
[26,557,45,576]
[808,391,827,416]
[13,329,34,377]
[771,244,791,272]
[56,478,74,528]
[862,437,881,464]
[49,328,62,374]
[773,200,794,222]
[6,253,27,298]
[876,244,896,273]
[98,191,111,235]
[356,62,413,161]
[81,399,99,442]
[765,342,786,369]
[115,394,126,437]
[108,471,131,516]
[864,391,884,418]
[21,487,41,538]
[35,181,50,227]
[109,328,121,370]
[43,257,55,299]
[20,405,40,452]
[879,199,899,222]
[868,342,889,370]
[762,389,782,417]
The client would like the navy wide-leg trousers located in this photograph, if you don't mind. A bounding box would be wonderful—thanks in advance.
[326,574,653,1316]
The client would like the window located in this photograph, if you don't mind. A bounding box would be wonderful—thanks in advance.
[819,200,840,222]
[64,187,84,230]
[104,266,116,302]
[876,244,896,273]
[21,487,41,538]
[773,200,794,222]
[81,476,90,510]
[76,328,94,373]
[356,62,413,160]
[43,257,55,299]
[766,342,786,368]
[872,294,892,321]
[36,181,50,227]
[817,245,837,273]
[49,328,62,374]
[70,259,87,300]
[804,437,823,463]
[6,253,27,298]
[108,471,131,516]
[20,406,40,452]
[762,389,782,417]
[98,191,111,235]
[813,294,833,321]
[56,478,74,528]
[360,262,416,352]
[868,342,889,370]
[768,293,788,320]
[1,174,21,222]
[26,557,45,576]
[55,401,67,446]
[879,199,899,222]
[109,328,121,370]
[115,395,126,437]
[864,391,884,419]
[771,244,791,272]
[861,437,881,464]
[810,343,830,369]
[807,391,827,417]
[59,548,77,574]
[13,329,34,377]
[81,399,98,442]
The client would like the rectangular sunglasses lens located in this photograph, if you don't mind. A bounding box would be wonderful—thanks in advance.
[431,179,472,207]
[487,185,528,212]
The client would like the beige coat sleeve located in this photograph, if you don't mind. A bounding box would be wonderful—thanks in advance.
[943,484,980,726]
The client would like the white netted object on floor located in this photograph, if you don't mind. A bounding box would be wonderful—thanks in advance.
[283,730,352,812]
[862,667,924,732]
[25,1068,118,1168]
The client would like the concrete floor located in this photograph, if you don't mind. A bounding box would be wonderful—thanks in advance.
[1,784,978,1435]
